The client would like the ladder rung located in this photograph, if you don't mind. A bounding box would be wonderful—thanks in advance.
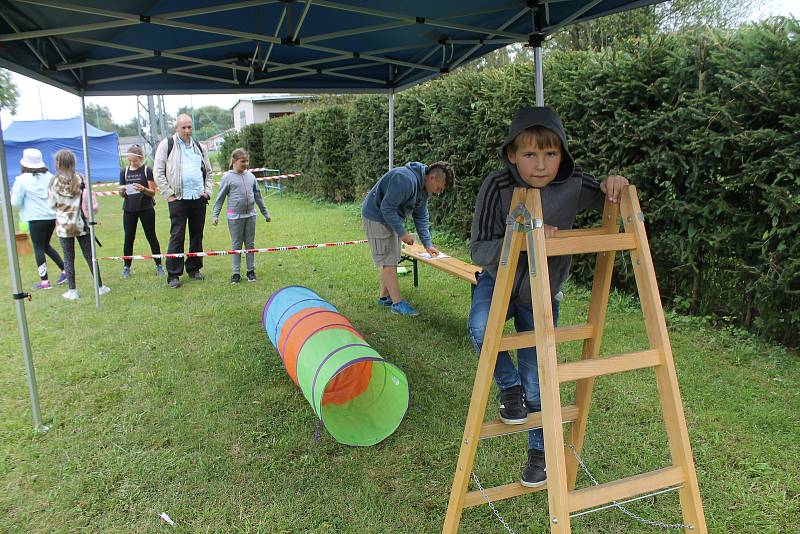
[499,324,593,352]
[558,349,661,383]
[545,233,636,257]
[481,405,580,439]
[464,480,547,508]
[569,466,684,513]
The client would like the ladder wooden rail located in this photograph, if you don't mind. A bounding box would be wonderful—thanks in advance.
[557,349,662,383]
[498,324,594,351]
[442,186,707,534]
[568,466,685,513]
[480,405,581,439]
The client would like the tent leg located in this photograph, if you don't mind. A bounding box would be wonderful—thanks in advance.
[0,116,47,432]
[79,96,101,308]
[388,88,395,170]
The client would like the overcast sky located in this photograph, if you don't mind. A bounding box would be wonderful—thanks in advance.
[1,0,795,129]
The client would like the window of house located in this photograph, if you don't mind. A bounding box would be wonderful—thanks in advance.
[239,110,247,126]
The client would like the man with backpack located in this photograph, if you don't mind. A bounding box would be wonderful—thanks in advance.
[154,113,214,289]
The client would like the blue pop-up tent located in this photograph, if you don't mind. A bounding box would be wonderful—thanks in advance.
[3,117,119,187]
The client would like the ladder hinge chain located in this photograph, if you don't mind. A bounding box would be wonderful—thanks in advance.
[471,471,517,534]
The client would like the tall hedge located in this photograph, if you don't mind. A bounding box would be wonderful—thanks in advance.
[257,20,798,345]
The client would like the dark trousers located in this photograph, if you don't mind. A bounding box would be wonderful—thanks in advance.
[123,209,162,267]
[28,219,64,280]
[166,198,206,279]
[60,234,102,290]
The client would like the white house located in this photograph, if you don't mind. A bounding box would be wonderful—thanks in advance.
[231,95,317,131]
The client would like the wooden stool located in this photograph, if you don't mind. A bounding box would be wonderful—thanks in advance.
[15,232,32,256]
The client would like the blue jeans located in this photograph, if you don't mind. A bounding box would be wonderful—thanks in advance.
[468,271,560,451]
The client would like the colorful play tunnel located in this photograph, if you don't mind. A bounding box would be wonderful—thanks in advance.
[263,286,410,446]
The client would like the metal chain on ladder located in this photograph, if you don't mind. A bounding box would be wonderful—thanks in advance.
[569,445,695,530]
[471,471,517,534]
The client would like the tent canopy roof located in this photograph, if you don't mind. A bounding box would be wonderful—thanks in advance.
[3,117,113,142]
[0,0,662,96]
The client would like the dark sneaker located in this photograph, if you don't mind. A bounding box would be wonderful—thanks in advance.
[521,449,547,487]
[499,385,527,424]
[377,296,392,307]
[187,271,205,280]
[246,270,256,282]
[155,264,165,277]
[122,266,131,279]
[230,273,241,284]
[391,300,419,317]
[168,277,181,289]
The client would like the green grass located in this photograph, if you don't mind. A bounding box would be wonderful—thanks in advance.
[1,193,798,533]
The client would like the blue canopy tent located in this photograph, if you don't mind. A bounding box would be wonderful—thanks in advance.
[3,117,119,188]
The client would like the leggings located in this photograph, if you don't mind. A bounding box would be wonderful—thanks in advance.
[60,234,103,290]
[122,209,162,267]
[28,219,64,280]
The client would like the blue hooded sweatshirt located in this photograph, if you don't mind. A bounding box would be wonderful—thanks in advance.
[361,162,433,248]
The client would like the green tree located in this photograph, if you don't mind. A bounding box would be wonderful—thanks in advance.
[116,117,141,137]
[176,105,234,141]
[85,103,116,132]
[0,69,19,113]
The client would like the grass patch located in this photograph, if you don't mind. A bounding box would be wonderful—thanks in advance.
[1,193,798,533]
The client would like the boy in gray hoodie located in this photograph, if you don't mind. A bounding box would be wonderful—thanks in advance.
[212,148,270,284]
[469,106,628,487]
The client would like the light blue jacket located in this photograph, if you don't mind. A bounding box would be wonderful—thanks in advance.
[360,162,433,248]
[11,172,57,221]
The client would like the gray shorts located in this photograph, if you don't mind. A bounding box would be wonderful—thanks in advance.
[363,217,401,267]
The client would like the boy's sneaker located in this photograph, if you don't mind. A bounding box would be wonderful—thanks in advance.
[168,278,181,289]
[62,289,79,300]
[390,300,419,317]
[187,271,205,280]
[521,449,547,487]
[122,266,131,278]
[56,271,68,285]
[246,270,256,282]
[499,385,527,424]
[98,285,111,296]
[231,273,241,284]
[34,280,52,290]
[377,296,393,307]
[155,264,165,277]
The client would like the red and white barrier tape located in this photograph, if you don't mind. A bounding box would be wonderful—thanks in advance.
[97,239,368,261]
[89,173,301,196]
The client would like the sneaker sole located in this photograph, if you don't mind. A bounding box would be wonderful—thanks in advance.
[499,415,528,425]
[520,477,547,488]
[391,310,420,317]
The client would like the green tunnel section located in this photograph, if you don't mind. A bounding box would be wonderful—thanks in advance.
[263,286,410,446]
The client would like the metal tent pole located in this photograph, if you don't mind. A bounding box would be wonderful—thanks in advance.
[79,96,101,307]
[0,116,47,431]
[388,63,395,170]
[534,45,544,106]
[388,88,395,170]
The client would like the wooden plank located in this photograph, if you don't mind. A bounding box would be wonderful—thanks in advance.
[401,244,482,285]
[568,466,684,513]
[464,481,548,508]
[498,324,593,351]
[480,405,580,439]
[557,349,661,383]
[545,233,636,257]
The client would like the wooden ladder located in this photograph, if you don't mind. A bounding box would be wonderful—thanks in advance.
[442,186,707,533]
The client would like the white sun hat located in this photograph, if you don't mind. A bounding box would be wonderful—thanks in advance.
[20,148,45,169]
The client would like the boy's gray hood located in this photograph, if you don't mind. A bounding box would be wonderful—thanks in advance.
[499,105,576,186]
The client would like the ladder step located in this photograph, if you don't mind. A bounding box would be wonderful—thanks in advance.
[569,466,684,513]
[464,480,547,508]
[481,405,580,439]
[499,324,593,352]
[545,233,636,257]
[558,349,661,383]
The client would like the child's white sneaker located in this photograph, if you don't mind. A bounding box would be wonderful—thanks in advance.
[62,289,79,300]
[98,285,111,296]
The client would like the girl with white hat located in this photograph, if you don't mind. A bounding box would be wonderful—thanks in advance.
[10,148,67,289]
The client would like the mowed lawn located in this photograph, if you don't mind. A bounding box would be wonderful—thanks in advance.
[1,191,798,533]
